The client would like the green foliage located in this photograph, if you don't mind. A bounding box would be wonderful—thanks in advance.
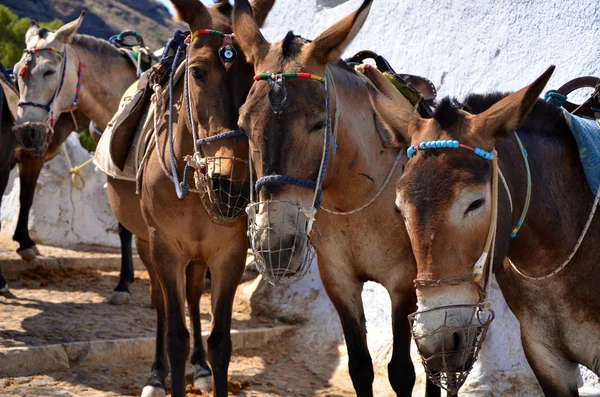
[77,124,97,153]
[0,6,63,68]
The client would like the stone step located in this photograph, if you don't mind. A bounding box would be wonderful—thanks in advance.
[0,254,145,278]
[0,325,296,377]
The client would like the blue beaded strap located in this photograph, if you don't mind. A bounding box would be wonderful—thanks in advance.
[407,139,494,161]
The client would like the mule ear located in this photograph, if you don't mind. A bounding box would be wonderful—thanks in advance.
[170,0,210,31]
[53,11,85,44]
[303,0,372,65]
[367,84,416,148]
[474,66,555,140]
[25,21,40,46]
[233,0,270,65]
[251,0,275,27]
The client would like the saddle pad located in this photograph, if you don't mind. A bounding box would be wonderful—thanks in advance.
[94,82,144,181]
[562,108,600,194]
[94,61,186,182]
[0,74,19,122]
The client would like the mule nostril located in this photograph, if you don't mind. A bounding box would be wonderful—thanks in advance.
[451,331,462,352]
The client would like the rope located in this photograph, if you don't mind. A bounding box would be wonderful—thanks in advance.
[326,68,341,153]
[509,184,600,280]
[510,132,532,238]
[60,142,94,190]
[256,175,317,192]
[165,30,190,199]
[90,120,103,137]
[196,129,244,146]
[320,148,403,215]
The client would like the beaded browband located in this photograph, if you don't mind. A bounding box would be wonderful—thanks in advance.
[185,29,236,70]
[407,140,495,160]
[254,72,325,84]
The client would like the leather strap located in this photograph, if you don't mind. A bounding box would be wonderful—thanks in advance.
[556,76,600,118]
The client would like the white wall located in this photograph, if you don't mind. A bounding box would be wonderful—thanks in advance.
[1,133,120,248]
[254,0,600,395]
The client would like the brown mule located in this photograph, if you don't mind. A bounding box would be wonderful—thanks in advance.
[233,0,440,395]
[376,66,600,396]
[106,1,274,396]
[10,16,138,303]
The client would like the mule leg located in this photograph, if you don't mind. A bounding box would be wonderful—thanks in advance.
[13,155,45,261]
[521,330,579,397]
[206,246,245,396]
[149,234,189,397]
[138,238,170,397]
[319,265,374,397]
[0,164,11,294]
[185,261,212,392]
[108,223,135,305]
[388,291,440,397]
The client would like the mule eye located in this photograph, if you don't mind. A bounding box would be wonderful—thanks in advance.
[464,198,485,216]
[310,122,326,133]
[43,70,55,78]
[191,68,206,82]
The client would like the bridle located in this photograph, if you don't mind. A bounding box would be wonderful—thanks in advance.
[14,45,83,137]
[407,140,500,304]
[161,28,247,222]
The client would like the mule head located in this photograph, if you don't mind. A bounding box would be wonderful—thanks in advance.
[375,67,554,372]
[233,0,372,281]
[171,0,273,219]
[13,13,85,156]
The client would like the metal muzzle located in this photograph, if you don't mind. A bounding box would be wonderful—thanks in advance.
[246,200,319,286]
[187,153,250,222]
[408,304,494,394]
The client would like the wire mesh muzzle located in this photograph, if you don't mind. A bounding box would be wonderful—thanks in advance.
[187,154,250,222]
[408,303,495,395]
[246,200,320,286]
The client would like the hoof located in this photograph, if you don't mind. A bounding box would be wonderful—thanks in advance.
[141,385,166,397]
[18,248,37,262]
[193,374,213,393]
[32,245,41,255]
[107,290,131,305]
[0,284,9,295]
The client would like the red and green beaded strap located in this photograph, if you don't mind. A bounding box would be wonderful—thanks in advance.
[254,72,325,84]
[187,29,230,44]
[23,47,65,57]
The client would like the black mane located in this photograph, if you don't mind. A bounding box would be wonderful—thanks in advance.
[433,92,568,138]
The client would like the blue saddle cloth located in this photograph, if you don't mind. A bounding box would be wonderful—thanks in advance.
[562,108,600,194]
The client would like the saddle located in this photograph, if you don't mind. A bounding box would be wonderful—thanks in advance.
[555,76,600,119]
[345,50,437,117]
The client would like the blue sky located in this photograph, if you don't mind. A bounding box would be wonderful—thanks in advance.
[157,0,216,15]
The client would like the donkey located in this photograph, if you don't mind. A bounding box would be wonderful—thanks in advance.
[106,1,273,396]
[375,66,600,396]
[233,0,441,395]
[11,15,140,303]
[0,64,89,294]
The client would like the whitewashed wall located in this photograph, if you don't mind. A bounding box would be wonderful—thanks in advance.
[0,133,120,248]
[252,0,600,395]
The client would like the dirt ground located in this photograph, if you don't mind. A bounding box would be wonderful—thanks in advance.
[0,339,356,397]
[0,251,358,397]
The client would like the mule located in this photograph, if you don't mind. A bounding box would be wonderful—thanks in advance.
[12,16,140,303]
[233,0,441,395]
[105,1,273,396]
[375,66,600,396]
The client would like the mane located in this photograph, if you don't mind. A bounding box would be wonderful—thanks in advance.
[433,92,568,138]
[71,33,125,60]
[282,31,310,59]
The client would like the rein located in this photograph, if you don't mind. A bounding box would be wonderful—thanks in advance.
[16,46,83,130]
